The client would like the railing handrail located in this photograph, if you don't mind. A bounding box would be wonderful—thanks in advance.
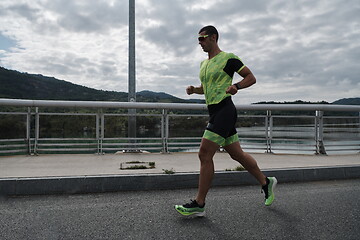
[0,98,359,155]
[0,98,359,112]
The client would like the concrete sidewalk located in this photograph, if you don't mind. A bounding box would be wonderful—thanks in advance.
[1,152,359,178]
[0,152,359,195]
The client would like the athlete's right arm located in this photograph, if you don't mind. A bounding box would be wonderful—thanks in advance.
[186,85,204,95]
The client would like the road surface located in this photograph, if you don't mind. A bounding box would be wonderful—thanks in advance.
[0,179,359,240]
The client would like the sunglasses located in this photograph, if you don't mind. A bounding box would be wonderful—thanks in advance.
[198,34,209,41]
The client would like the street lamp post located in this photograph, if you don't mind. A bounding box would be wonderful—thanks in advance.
[128,0,137,150]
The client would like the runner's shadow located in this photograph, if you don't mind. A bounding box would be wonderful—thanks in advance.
[266,206,299,223]
[176,216,238,240]
[264,206,301,236]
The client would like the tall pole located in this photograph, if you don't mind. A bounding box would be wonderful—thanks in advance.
[128,0,136,145]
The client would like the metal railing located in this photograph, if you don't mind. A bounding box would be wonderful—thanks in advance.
[0,98,359,155]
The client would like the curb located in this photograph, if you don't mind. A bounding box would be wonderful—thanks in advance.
[1,165,359,196]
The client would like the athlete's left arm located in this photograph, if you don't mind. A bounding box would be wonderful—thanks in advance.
[226,66,256,95]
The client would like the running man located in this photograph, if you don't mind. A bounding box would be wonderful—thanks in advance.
[175,26,277,217]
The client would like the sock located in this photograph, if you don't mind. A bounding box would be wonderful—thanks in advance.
[195,200,205,208]
[262,177,269,187]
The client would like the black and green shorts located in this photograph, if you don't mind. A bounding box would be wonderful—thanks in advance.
[202,96,239,146]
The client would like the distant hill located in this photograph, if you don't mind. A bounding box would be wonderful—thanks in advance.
[0,66,204,103]
[255,100,330,104]
[137,90,204,103]
[137,90,182,102]
[0,66,128,101]
[331,98,360,105]
[255,98,360,105]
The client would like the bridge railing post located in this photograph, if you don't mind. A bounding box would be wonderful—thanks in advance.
[34,107,39,155]
[265,110,273,153]
[315,110,326,155]
[161,109,169,153]
[26,107,32,155]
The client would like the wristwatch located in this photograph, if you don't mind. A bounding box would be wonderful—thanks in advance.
[234,83,241,90]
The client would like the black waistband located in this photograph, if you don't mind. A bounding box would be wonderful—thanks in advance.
[207,96,232,114]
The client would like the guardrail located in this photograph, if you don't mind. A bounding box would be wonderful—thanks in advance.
[0,98,359,155]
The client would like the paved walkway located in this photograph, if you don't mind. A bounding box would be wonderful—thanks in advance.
[0,152,359,178]
[0,152,359,196]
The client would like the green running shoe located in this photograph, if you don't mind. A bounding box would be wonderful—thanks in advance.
[175,200,205,217]
[262,177,278,206]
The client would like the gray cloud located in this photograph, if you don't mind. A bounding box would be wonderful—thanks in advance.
[48,0,128,33]
[0,0,359,104]
[5,3,40,22]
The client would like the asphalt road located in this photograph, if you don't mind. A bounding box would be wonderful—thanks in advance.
[0,179,359,240]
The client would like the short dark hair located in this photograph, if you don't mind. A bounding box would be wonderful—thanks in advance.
[199,25,219,42]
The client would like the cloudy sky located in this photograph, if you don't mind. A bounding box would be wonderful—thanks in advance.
[0,0,359,104]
